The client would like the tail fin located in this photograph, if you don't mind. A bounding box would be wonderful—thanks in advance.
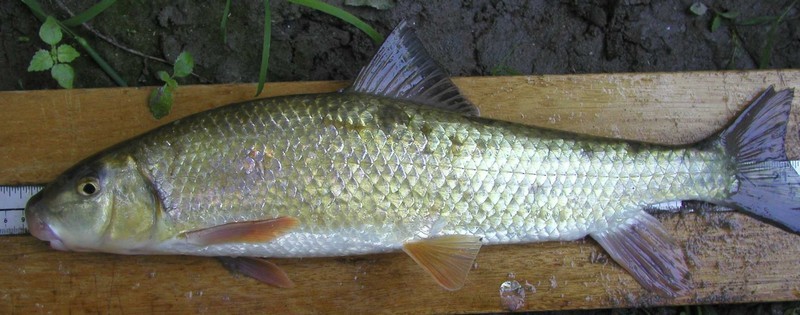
[720,87,800,233]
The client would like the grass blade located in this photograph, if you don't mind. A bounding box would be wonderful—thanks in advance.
[255,0,271,96]
[74,36,128,86]
[738,16,776,26]
[221,0,232,43]
[718,11,739,19]
[20,0,47,20]
[759,0,796,68]
[63,0,117,27]
[287,0,384,44]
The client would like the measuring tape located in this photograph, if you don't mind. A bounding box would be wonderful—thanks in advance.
[0,185,43,235]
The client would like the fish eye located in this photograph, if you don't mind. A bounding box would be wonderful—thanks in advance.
[77,178,100,196]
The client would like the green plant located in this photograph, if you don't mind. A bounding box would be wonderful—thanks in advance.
[149,52,195,119]
[490,47,523,76]
[220,0,384,96]
[27,16,81,89]
[689,3,736,32]
[22,0,378,118]
[757,1,796,68]
[22,0,126,86]
[689,1,797,69]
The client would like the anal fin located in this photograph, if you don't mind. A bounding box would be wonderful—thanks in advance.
[184,217,299,246]
[218,257,295,288]
[590,212,691,297]
[402,235,482,291]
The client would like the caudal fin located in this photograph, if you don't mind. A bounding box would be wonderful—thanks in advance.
[720,87,800,233]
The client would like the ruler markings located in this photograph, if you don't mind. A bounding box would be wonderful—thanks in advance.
[0,185,44,235]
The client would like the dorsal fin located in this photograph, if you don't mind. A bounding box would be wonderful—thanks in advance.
[349,21,479,116]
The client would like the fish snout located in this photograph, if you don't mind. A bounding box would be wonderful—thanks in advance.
[25,194,67,251]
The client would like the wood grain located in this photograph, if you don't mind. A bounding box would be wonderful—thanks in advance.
[1,70,799,313]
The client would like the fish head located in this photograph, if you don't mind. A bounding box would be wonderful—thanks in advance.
[25,153,164,254]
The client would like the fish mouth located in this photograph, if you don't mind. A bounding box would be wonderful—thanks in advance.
[31,222,67,251]
[25,194,68,251]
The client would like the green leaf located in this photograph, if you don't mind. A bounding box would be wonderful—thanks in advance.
[689,3,707,16]
[56,44,80,63]
[711,15,722,32]
[40,16,63,45]
[157,70,171,82]
[173,51,194,78]
[62,0,117,27]
[718,11,739,19]
[165,77,178,90]
[28,49,54,71]
[255,0,271,97]
[221,0,232,43]
[738,16,776,26]
[148,86,174,119]
[51,63,75,88]
[287,0,384,44]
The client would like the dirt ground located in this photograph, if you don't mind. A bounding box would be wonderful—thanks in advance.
[1,0,800,313]
[1,0,798,90]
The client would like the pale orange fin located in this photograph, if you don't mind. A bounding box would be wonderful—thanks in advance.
[218,257,295,288]
[402,235,482,291]
[184,217,299,246]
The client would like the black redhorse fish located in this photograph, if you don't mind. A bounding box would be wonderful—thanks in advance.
[24,21,798,297]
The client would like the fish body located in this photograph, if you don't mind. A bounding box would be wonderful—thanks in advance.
[25,22,800,296]
[127,93,729,258]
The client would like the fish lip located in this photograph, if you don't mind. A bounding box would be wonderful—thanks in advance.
[25,197,68,251]
[31,219,68,251]
[47,238,68,251]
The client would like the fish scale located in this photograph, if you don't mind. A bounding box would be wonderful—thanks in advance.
[126,93,734,257]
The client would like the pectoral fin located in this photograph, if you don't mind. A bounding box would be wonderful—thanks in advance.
[590,211,691,297]
[402,235,482,291]
[184,217,299,246]
[218,257,295,288]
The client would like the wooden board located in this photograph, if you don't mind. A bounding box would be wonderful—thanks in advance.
[1,70,799,313]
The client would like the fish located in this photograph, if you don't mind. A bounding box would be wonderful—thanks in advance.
[24,21,799,297]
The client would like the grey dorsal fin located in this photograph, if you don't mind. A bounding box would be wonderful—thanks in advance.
[349,21,479,116]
